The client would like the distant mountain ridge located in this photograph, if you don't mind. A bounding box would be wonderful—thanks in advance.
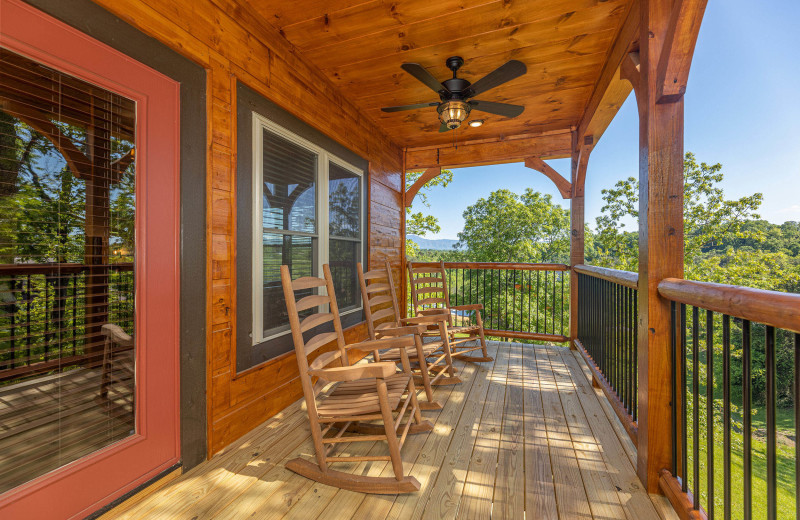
[408,235,461,250]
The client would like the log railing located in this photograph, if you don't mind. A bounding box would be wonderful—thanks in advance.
[659,278,800,520]
[408,262,569,343]
[0,263,134,384]
[573,264,639,444]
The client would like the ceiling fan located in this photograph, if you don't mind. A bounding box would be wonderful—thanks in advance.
[381,56,526,132]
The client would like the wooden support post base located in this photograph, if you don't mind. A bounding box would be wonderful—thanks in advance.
[286,458,422,494]
[592,376,601,389]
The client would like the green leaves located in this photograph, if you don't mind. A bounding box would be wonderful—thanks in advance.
[457,188,569,263]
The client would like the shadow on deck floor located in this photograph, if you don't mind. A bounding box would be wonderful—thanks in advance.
[102,342,679,520]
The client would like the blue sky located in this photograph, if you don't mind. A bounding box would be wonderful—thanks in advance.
[414,0,800,240]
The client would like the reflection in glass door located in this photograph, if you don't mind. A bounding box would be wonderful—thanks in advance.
[0,47,137,493]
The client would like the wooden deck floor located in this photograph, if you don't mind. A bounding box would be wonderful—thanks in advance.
[103,342,678,520]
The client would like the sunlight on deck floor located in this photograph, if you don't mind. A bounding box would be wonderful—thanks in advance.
[102,342,679,520]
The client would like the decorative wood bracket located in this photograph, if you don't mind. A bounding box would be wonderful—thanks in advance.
[620,51,641,95]
[656,0,708,104]
[404,167,441,207]
[523,157,572,199]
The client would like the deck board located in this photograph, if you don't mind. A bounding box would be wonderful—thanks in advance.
[103,342,671,520]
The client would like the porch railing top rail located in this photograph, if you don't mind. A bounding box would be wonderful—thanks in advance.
[0,262,134,275]
[409,261,568,271]
[658,277,800,334]
[573,264,639,289]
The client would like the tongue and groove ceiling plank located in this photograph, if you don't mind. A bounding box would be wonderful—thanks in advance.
[244,0,635,149]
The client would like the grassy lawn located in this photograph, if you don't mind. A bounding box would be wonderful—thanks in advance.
[687,404,796,519]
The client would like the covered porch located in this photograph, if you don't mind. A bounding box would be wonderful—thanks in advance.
[99,341,676,520]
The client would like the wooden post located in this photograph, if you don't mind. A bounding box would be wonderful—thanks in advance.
[85,96,112,358]
[636,0,694,493]
[569,132,592,349]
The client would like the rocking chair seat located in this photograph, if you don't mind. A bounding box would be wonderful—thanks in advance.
[317,373,410,417]
[377,341,443,362]
[444,325,480,335]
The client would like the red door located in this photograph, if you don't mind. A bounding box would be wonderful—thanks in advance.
[0,1,180,518]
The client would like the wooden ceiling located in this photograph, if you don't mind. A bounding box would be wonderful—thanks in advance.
[245,0,634,150]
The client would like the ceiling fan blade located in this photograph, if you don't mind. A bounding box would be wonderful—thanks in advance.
[466,60,527,97]
[401,63,446,94]
[381,102,438,113]
[439,122,453,133]
[469,100,525,118]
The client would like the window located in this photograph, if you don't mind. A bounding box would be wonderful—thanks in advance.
[251,114,364,346]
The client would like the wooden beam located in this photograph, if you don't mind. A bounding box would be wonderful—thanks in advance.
[523,157,571,199]
[656,0,709,103]
[576,0,640,143]
[404,131,572,171]
[637,0,688,494]
[572,135,594,198]
[404,167,441,208]
[568,130,583,347]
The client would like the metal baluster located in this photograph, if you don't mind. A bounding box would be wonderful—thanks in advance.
[742,319,752,520]
[765,325,776,520]
[560,271,565,337]
[706,310,714,519]
[692,306,699,509]
[795,332,800,520]
[72,273,77,355]
[671,301,678,476]
[551,269,556,336]
[723,315,731,520]
[26,275,31,366]
[681,303,688,492]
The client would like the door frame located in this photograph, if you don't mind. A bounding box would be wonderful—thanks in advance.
[0,1,181,518]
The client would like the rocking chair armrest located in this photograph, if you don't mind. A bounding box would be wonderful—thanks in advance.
[450,303,483,311]
[308,362,396,382]
[345,335,416,352]
[400,313,449,325]
[375,324,427,337]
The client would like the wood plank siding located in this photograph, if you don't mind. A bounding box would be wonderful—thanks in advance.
[100,342,679,520]
[90,0,405,456]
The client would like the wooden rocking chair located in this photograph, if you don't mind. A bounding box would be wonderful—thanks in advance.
[281,264,433,494]
[357,260,460,411]
[407,261,493,362]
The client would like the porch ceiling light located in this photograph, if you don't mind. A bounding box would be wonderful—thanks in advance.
[468,119,484,127]
[438,100,471,130]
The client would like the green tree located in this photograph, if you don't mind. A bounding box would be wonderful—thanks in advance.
[405,169,453,257]
[592,152,796,287]
[457,188,570,263]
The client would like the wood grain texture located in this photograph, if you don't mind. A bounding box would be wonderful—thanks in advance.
[240,0,635,149]
[574,264,639,289]
[94,342,676,519]
[658,278,800,334]
[405,130,573,170]
[524,157,572,199]
[90,0,405,456]
[636,0,692,494]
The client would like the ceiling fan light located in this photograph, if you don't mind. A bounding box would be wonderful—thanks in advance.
[468,119,484,127]
[438,100,471,130]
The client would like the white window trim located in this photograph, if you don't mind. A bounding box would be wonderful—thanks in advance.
[251,112,364,346]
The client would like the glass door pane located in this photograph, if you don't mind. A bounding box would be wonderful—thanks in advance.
[0,47,136,493]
